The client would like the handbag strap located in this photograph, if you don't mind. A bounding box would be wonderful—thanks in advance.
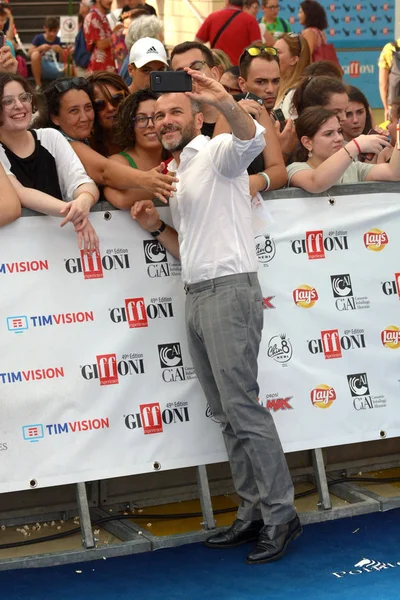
[211,10,241,48]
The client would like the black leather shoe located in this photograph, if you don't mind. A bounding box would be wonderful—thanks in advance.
[204,518,264,548]
[246,515,302,564]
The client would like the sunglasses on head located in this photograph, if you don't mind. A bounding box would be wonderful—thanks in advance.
[55,77,88,93]
[93,91,126,112]
[245,45,279,62]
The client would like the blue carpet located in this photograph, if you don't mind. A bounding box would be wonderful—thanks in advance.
[2,509,400,600]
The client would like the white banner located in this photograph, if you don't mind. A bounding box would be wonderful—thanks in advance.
[0,193,399,493]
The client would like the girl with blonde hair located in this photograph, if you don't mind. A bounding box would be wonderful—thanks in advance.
[274,33,311,118]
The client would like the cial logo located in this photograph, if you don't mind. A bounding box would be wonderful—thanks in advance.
[363,228,388,251]
[291,229,348,260]
[109,297,174,328]
[310,384,336,409]
[332,557,400,578]
[254,234,276,265]
[347,372,386,410]
[381,325,400,349]
[267,334,293,364]
[293,284,318,308]
[65,249,130,280]
[22,419,109,442]
[382,273,400,298]
[308,328,366,359]
[80,353,144,386]
[330,274,370,311]
[124,401,190,434]
[205,404,221,423]
[143,240,181,278]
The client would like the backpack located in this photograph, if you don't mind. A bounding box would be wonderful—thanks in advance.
[388,42,400,105]
[311,29,340,66]
[73,28,91,69]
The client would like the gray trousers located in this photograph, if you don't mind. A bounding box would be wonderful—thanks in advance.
[185,273,295,525]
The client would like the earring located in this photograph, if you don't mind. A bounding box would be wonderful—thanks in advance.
[308,150,312,158]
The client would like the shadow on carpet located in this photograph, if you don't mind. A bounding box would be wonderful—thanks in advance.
[2,508,400,600]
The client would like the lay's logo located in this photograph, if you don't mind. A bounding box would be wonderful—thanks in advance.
[293,285,318,308]
[363,229,388,252]
[381,326,400,349]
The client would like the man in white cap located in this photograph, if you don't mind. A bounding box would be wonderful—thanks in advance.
[128,36,168,94]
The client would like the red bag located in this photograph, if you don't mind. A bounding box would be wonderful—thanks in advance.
[311,28,340,66]
[312,43,340,65]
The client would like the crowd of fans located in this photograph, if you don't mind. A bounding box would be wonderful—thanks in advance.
[0,0,399,243]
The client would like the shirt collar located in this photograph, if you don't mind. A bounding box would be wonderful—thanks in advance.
[168,134,209,172]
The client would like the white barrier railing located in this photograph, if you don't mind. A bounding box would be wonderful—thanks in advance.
[1,183,399,494]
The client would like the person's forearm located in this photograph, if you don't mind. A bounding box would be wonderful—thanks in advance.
[104,186,152,210]
[73,182,99,204]
[96,38,111,50]
[17,187,66,216]
[304,143,357,192]
[387,145,400,179]
[379,68,389,110]
[153,223,180,260]
[258,166,287,192]
[218,96,256,140]
[6,17,14,40]
[103,160,149,189]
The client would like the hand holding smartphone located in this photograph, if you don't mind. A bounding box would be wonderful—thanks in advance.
[150,71,192,93]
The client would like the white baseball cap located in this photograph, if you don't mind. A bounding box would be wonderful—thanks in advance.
[129,37,168,68]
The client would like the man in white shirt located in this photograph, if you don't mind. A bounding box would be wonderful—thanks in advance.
[131,69,301,565]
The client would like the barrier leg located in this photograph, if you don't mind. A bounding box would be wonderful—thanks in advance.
[196,465,216,530]
[311,449,332,511]
[76,482,95,549]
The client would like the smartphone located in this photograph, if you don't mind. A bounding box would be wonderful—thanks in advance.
[244,91,264,105]
[362,129,382,161]
[150,71,192,93]
[271,108,286,132]
[0,32,4,48]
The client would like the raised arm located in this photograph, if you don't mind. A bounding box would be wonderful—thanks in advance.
[186,67,256,140]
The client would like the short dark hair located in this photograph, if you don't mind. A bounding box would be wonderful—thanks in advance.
[40,77,93,128]
[170,41,215,68]
[244,0,259,6]
[0,73,36,126]
[300,0,328,30]
[114,88,159,148]
[229,0,244,6]
[303,60,343,79]
[44,16,60,30]
[346,85,372,134]
[295,106,339,161]
[292,75,347,115]
[239,50,279,80]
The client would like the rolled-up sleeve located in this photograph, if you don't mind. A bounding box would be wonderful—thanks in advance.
[209,121,266,178]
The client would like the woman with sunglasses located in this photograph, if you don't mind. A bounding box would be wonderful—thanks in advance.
[286,106,399,192]
[104,89,172,209]
[274,33,311,119]
[41,76,177,203]
[0,73,99,252]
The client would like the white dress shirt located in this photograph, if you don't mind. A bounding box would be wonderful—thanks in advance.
[168,122,266,285]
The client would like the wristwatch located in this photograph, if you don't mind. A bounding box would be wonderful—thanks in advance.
[150,220,167,237]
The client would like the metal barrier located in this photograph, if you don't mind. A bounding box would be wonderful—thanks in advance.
[0,181,399,570]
